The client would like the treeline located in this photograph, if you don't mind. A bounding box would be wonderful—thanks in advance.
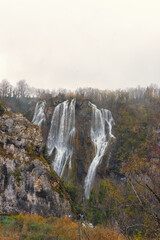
[0,79,160,103]
[0,79,51,99]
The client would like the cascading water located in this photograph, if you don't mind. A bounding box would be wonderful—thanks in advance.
[84,102,115,199]
[32,101,46,127]
[47,99,76,177]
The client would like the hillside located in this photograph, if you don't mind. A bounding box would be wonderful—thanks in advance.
[1,84,160,239]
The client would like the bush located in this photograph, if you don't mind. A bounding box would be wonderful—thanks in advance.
[21,232,46,240]
[27,222,42,232]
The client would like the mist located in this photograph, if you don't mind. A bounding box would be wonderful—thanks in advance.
[0,0,160,90]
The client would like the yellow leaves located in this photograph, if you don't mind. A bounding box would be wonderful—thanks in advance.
[17,213,46,224]
[54,216,78,239]
[122,153,150,176]
[105,179,124,203]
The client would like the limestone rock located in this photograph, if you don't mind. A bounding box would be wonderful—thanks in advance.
[0,108,73,217]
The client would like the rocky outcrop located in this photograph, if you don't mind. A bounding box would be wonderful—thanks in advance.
[0,108,72,216]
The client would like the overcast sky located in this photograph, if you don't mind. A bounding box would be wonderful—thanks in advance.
[0,0,160,91]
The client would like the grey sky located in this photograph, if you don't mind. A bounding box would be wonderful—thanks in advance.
[0,0,160,90]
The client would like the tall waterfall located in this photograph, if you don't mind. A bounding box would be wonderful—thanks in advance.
[32,101,46,127]
[47,99,76,177]
[84,102,115,199]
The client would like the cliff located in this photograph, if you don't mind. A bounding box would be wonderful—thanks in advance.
[2,96,117,201]
[0,105,73,217]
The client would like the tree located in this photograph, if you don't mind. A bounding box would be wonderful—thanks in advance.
[0,79,12,98]
[122,132,160,237]
[16,80,29,98]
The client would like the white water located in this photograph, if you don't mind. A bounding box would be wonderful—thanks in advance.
[84,102,115,199]
[32,101,46,127]
[47,99,76,177]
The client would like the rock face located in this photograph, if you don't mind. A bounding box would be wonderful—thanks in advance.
[4,97,116,201]
[0,108,72,216]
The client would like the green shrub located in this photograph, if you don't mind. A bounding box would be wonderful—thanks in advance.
[41,145,52,165]
[27,222,53,234]
[22,232,46,240]
[27,222,42,232]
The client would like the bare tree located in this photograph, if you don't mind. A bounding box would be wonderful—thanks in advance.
[0,79,12,98]
[16,80,29,98]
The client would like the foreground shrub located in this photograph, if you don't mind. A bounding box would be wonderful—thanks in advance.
[0,214,127,240]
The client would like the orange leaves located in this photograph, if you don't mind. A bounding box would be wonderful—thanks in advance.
[55,215,78,229]
[54,216,78,239]
[122,152,149,176]
[54,216,125,240]
[82,225,125,240]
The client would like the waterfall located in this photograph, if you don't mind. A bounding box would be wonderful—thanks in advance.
[84,102,115,199]
[32,101,46,127]
[47,99,76,177]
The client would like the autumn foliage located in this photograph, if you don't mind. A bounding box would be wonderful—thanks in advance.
[0,214,126,240]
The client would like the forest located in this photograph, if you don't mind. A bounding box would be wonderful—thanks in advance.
[0,79,160,240]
